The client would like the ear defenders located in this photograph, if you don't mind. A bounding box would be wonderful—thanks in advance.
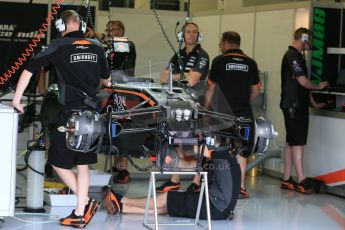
[300,28,310,43]
[55,17,87,34]
[301,33,309,43]
[177,22,203,43]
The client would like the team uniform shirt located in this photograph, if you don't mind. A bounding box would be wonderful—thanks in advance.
[107,40,136,76]
[208,49,259,117]
[280,46,309,109]
[168,44,209,98]
[167,150,241,220]
[26,31,110,110]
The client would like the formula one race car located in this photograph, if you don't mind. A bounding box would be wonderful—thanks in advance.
[55,72,277,171]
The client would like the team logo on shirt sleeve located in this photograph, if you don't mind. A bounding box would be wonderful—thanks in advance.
[199,57,208,70]
[292,60,302,72]
[226,63,248,72]
[70,53,98,63]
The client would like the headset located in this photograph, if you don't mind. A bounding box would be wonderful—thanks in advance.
[301,33,309,43]
[300,27,310,43]
[55,16,87,34]
[299,27,313,50]
[177,22,203,43]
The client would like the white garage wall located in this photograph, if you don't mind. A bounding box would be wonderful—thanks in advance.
[192,15,222,61]
[193,12,255,61]
[253,9,295,146]
[221,12,256,58]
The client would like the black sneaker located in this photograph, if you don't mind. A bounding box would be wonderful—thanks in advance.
[156,180,181,193]
[186,183,201,193]
[295,179,312,194]
[281,177,298,190]
[59,210,85,228]
[112,166,121,173]
[113,169,131,184]
[106,166,120,174]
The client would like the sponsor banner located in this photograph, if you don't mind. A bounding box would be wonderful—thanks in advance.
[0,2,48,93]
[311,7,342,84]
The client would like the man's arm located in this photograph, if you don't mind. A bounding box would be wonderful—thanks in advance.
[160,69,201,86]
[250,84,260,101]
[160,69,181,84]
[204,82,216,109]
[285,51,329,90]
[295,75,329,90]
[309,92,327,109]
[12,70,34,113]
[186,71,202,87]
[189,53,209,87]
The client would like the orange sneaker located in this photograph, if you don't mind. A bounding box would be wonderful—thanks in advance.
[156,180,181,193]
[84,198,100,225]
[101,186,123,215]
[59,210,85,228]
[281,177,297,190]
[295,179,312,194]
[239,188,249,199]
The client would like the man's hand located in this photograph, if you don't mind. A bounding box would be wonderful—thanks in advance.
[313,102,327,109]
[318,81,329,90]
[12,70,33,114]
[160,70,181,84]
[12,101,24,114]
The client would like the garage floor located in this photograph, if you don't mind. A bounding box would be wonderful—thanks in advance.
[2,175,345,230]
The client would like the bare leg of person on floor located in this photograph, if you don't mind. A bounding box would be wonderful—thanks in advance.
[113,152,208,215]
[122,193,168,214]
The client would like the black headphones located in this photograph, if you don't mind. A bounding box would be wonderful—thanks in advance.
[177,22,203,43]
[55,14,87,34]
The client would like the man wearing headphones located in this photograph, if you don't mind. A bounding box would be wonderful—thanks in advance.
[280,27,328,193]
[204,31,260,199]
[157,22,209,193]
[12,10,111,228]
[160,22,209,101]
